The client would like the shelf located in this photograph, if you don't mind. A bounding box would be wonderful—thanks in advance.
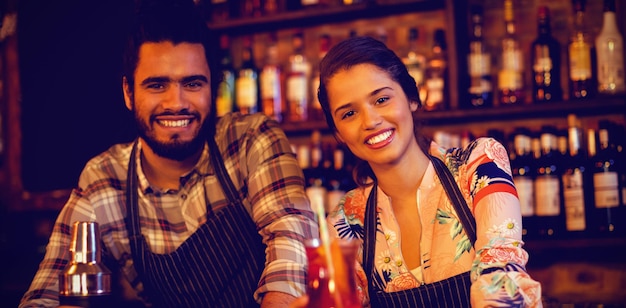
[279,96,626,135]
[206,0,445,35]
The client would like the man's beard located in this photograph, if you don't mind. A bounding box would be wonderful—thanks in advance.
[135,110,209,161]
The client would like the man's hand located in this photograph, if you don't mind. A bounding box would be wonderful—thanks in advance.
[260,291,297,308]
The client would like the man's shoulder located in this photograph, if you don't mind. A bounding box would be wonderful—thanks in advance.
[78,141,134,188]
[216,112,280,135]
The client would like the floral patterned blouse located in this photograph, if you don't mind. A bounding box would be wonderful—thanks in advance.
[327,137,543,307]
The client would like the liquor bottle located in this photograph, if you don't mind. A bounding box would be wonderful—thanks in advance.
[423,29,448,111]
[534,125,564,237]
[467,5,493,108]
[286,32,311,122]
[236,35,259,115]
[569,0,595,99]
[241,0,262,18]
[310,34,331,121]
[562,114,589,235]
[595,0,625,95]
[510,128,536,239]
[260,32,284,123]
[531,6,563,103]
[497,0,524,105]
[216,34,236,117]
[402,28,427,104]
[591,120,621,234]
[208,0,237,22]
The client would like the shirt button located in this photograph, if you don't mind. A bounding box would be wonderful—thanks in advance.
[180,194,187,200]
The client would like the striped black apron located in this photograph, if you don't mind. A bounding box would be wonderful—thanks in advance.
[125,138,265,307]
[363,156,477,307]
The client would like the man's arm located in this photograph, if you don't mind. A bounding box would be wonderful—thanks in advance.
[261,291,297,308]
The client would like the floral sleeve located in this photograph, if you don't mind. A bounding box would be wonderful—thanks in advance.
[456,138,543,307]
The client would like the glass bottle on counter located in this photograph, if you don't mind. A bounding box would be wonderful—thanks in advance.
[531,6,563,103]
[595,0,625,95]
[286,31,311,122]
[568,0,595,99]
[423,28,448,111]
[236,35,259,115]
[562,114,589,235]
[467,5,492,109]
[591,121,621,235]
[260,32,284,123]
[534,125,564,237]
[216,34,236,117]
[403,27,427,105]
[497,0,524,105]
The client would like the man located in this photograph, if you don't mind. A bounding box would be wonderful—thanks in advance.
[19,1,318,307]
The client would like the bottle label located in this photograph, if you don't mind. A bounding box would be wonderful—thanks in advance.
[425,77,444,108]
[502,46,522,71]
[596,37,625,92]
[533,46,553,72]
[568,42,592,81]
[593,171,619,208]
[563,171,586,231]
[469,53,491,76]
[497,70,523,90]
[260,67,280,99]
[236,71,258,109]
[534,175,560,216]
[514,176,534,217]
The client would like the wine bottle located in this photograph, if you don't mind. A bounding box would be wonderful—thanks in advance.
[216,34,236,117]
[562,115,589,235]
[403,27,427,105]
[236,35,260,115]
[595,0,625,95]
[497,0,524,105]
[260,32,284,123]
[310,33,331,121]
[424,29,448,111]
[286,31,311,122]
[591,120,621,234]
[511,128,536,239]
[569,0,595,99]
[534,125,564,237]
[531,6,563,103]
[467,5,493,108]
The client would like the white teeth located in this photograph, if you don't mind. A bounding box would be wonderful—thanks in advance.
[159,119,190,127]
[367,130,392,145]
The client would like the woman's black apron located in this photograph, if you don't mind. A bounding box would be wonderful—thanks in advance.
[125,137,265,307]
[363,156,478,307]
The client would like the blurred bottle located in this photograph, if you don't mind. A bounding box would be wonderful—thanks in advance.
[286,31,311,122]
[591,120,621,234]
[241,0,262,18]
[568,0,595,99]
[310,34,331,121]
[595,0,625,95]
[511,128,536,239]
[403,27,427,104]
[531,6,563,103]
[534,125,564,237]
[497,0,524,105]
[260,32,284,122]
[216,34,236,117]
[467,5,493,109]
[236,35,260,115]
[423,29,448,111]
[207,0,236,22]
[562,115,589,235]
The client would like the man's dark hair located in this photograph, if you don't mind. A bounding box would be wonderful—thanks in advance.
[122,0,219,134]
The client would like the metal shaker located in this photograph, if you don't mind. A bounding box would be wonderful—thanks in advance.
[59,221,112,307]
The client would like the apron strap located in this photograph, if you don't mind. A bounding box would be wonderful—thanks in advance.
[206,135,245,209]
[363,155,477,302]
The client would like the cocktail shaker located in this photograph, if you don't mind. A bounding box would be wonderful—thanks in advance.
[59,221,112,308]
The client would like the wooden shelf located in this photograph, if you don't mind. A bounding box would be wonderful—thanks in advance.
[279,96,626,135]
[206,1,445,35]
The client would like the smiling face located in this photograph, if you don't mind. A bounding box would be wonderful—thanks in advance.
[327,63,420,168]
[123,41,212,161]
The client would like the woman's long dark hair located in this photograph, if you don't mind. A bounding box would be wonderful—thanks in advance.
[317,36,430,187]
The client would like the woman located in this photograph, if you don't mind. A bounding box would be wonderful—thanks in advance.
[304,36,542,307]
